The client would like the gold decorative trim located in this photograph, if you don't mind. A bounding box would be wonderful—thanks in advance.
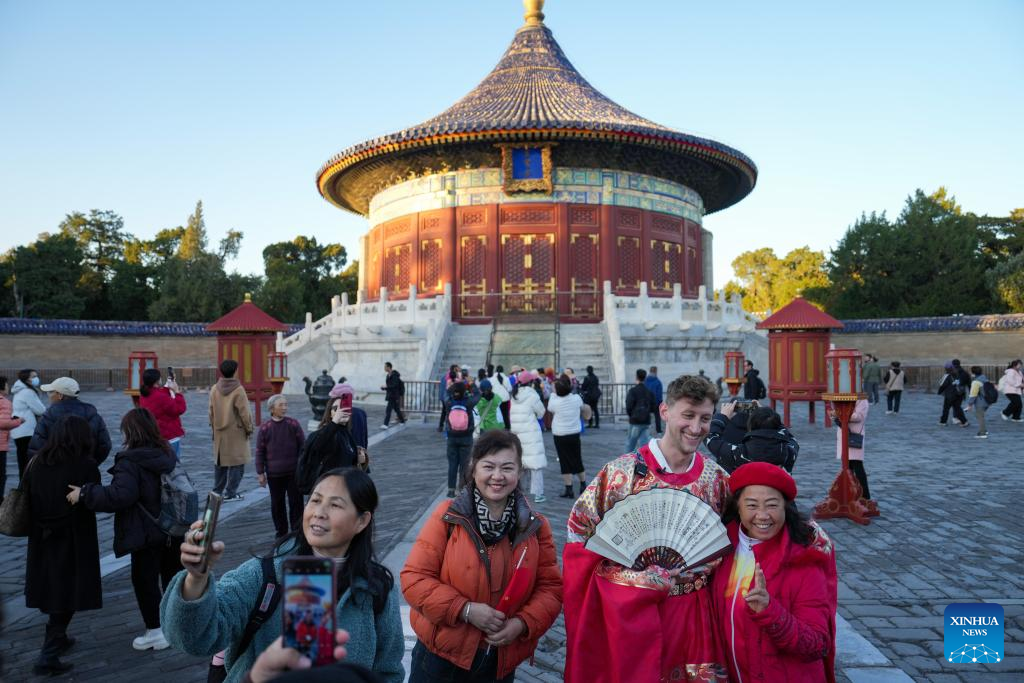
[496,142,555,195]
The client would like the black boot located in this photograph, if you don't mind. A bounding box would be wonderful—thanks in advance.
[559,485,574,498]
[578,481,587,496]
[35,619,74,676]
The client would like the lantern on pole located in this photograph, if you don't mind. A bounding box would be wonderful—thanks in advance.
[267,351,289,396]
[125,351,159,407]
[723,351,745,397]
[813,348,879,525]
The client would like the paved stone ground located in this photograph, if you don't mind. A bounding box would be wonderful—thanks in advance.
[2,389,1022,681]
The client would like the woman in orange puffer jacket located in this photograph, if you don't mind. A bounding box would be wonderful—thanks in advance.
[401,430,562,682]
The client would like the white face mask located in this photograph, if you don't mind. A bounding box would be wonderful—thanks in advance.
[30,377,40,387]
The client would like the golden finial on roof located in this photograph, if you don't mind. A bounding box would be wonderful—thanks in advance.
[523,0,545,26]
[244,292,252,302]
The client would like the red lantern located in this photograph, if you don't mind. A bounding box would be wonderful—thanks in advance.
[814,348,879,525]
[723,351,745,397]
[267,351,289,396]
[125,351,158,407]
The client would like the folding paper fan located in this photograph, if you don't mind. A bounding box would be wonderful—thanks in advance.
[585,488,731,572]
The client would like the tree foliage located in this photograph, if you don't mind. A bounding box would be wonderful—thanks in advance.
[725,247,829,314]
[255,236,350,321]
[1,233,87,318]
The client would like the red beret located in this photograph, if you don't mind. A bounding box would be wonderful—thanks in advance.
[729,462,797,500]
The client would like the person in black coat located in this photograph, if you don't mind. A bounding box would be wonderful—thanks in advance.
[28,377,112,465]
[580,366,601,428]
[380,362,406,428]
[705,404,800,473]
[24,414,102,676]
[67,408,179,652]
[296,396,363,495]
[742,362,766,400]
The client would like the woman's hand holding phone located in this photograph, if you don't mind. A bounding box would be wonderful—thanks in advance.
[332,408,351,425]
[249,632,350,683]
[180,520,224,599]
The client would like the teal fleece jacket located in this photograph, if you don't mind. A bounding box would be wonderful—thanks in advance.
[160,550,404,683]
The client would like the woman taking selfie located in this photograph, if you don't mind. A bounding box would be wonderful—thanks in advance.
[402,430,562,682]
[712,462,838,683]
[296,396,366,495]
[24,416,101,676]
[67,408,180,651]
[161,467,404,683]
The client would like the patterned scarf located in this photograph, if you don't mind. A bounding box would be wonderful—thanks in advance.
[473,488,516,545]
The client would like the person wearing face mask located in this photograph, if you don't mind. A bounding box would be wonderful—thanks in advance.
[402,430,562,682]
[10,368,47,483]
[712,462,837,683]
[296,396,366,496]
[563,375,730,683]
[161,468,405,683]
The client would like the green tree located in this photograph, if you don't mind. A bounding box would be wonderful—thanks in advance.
[725,247,829,314]
[177,201,208,260]
[2,234,87,318]
[728,247,778,313]
[255,236,350,321]
[59,209,131,318]
[986,252,1024,313]
[816,189,991,317]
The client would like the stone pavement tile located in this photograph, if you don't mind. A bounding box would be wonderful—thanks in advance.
[845,667,916,683]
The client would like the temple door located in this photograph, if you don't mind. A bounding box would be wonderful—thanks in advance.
[500,233,555,315]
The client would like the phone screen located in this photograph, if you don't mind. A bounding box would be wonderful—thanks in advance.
[283,558,336,666]
[197,492,222,574]
[339,393,353,411]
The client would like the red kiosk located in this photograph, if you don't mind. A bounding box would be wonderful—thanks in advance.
[756,297,843,426]
[206,294,289,423]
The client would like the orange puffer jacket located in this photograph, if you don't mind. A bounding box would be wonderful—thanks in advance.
[401,489,562,679]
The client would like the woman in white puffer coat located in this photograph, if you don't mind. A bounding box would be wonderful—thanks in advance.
[510,371,548,502]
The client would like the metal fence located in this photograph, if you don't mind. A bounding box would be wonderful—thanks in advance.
[400,380,636,417]
[0,367,219,391]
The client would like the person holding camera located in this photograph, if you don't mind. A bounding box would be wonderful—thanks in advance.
[139,368,187,459]
[704,400,799,474]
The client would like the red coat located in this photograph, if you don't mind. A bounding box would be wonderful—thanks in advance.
[712,520,837,683]
[139,387,186,441]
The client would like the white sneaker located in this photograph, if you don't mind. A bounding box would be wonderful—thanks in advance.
[380,424,390,430]
[132,628,169,651]
[885,410,893,415]
[1001,413,1010,421]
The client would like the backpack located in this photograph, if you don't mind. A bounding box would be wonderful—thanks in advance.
[139,463,199,538]
[756,378,767,400]
[982,381,999,406]
[447,402,474,437]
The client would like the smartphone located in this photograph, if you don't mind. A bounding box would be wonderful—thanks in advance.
[339,393,353,411]
[197,492,222,574]
[282,557,336,666]
[167,366,175,381]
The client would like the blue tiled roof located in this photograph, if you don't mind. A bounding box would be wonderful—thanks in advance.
[318,19,756,216]
[839,315,1024,333]
[0,318,304,337]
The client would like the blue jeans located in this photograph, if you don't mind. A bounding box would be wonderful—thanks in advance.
[446,436,473,489]
[864,382,879,404]
[625,424,649,454]
[213,464,244,497]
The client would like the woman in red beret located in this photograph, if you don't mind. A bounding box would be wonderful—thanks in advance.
[712,462,838,683]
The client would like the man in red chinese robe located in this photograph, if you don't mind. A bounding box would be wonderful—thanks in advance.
[564,375,730,682]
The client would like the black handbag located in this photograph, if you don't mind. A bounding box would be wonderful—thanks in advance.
[847,431,864,449]
[0,457,34,537]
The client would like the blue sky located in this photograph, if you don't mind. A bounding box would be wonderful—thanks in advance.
[1,0,1021,288]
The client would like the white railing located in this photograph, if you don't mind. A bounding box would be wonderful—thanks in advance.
[602,281,760,333]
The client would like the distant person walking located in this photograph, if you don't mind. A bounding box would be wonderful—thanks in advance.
[28,377,112,466]
[442,381,478,498]
[511,371,548,503]
[644,366,664,435]
[624,369,655,454]
[743,360,766,401]
[208,360,253,502]
[139,368,186,458]
[999,360,1023,422]
[937,362,969,427]
[0,377,25,502]
[381,362,406,429]
[883,361,905,414]
[10,368,46,481]
[833,398,870,499]
[67,408,180,652]
[547,375,586,498]
[967,366,994,439]
[24,416,102,676]
[580,366,601,428]
[862,354,882,404]
[255,394,305,538]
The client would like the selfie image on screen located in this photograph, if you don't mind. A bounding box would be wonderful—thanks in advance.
[283,573,334,664]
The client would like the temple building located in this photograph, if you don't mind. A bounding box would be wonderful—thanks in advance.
[283,1,765,394]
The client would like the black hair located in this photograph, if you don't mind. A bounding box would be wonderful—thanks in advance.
[586,365,594,374]
[970,365,983,376]
[384,362,393,370]
[449,381,467,400]
[487,364,495,376]
[747,406,783,432]
[220,359,238,378]
[636,368,647,381]
[721,490,815,547]
[461,430,524,489]
[554,376,571,397]
[1010,359,1022,369]
[17,368,40,395]
[36,415,94,467]
[477,368,487,381]
[951,359,962,367]
[0,377,6,392]
[140,368,161,397]
[274,468,393,612]
[121,408,174,457]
